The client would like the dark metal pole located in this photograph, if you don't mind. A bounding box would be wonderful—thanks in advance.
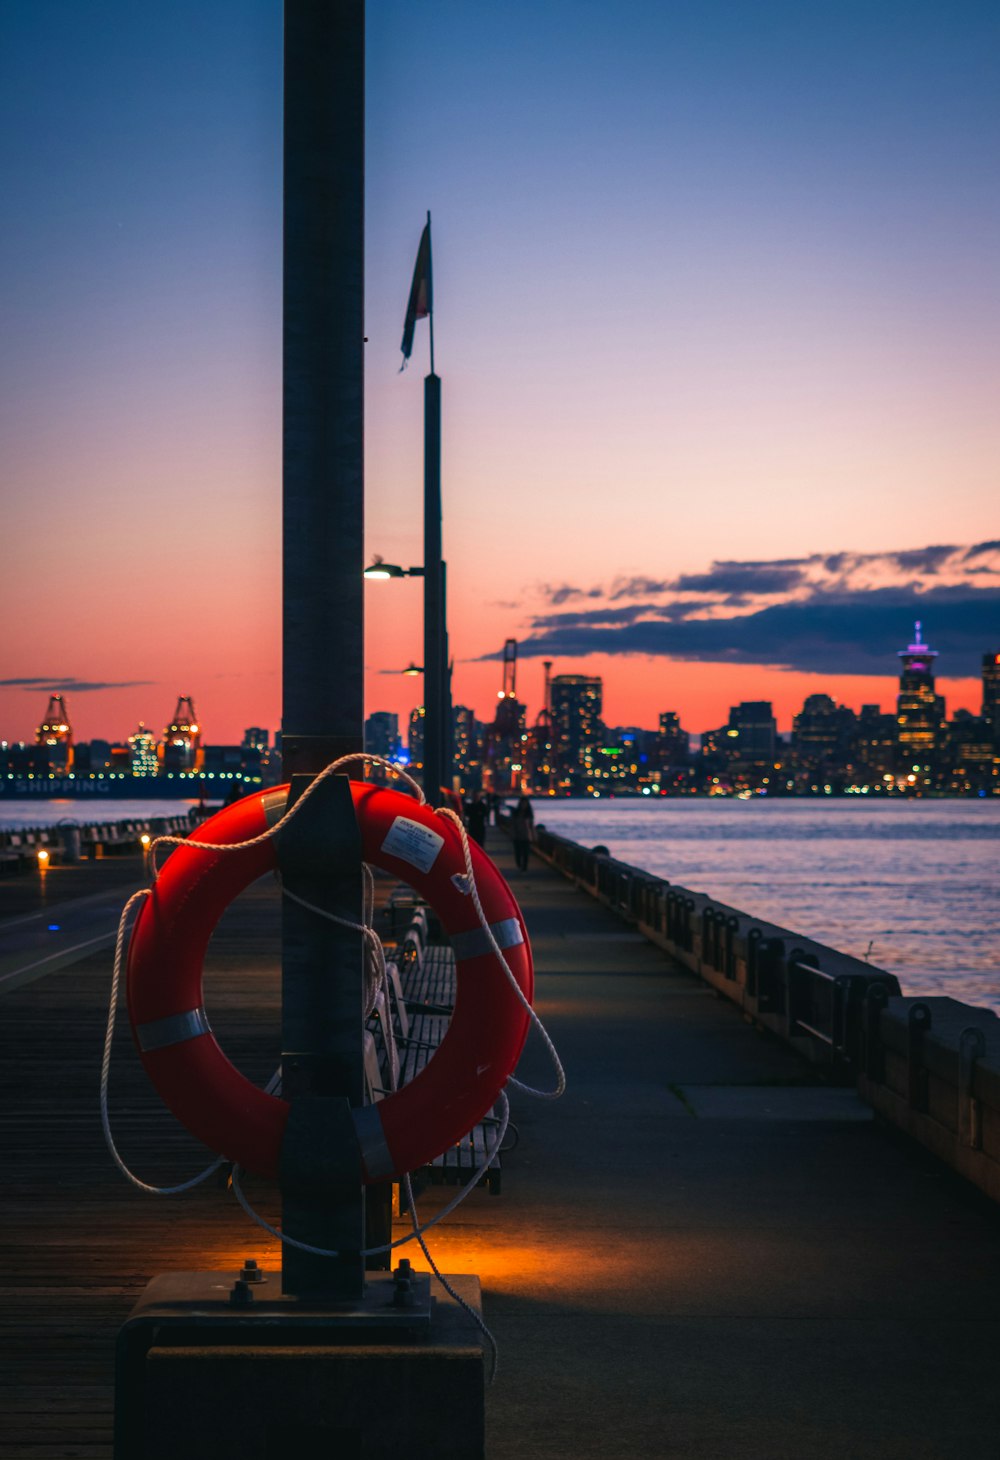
[441,561,453,794]
[423,372,443,805]
[281,0,366,1298]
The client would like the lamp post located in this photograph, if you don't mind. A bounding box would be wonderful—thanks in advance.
[365,558,451,802]
[281,0,366,1300]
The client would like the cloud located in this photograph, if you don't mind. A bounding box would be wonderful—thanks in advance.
[539,583,603,605]
[514,542,1000,675]
[0,676,155,692]
[885,545,956,575]
[515,583,1000,678]
[608,576,673,600]
[965,540,1000,561]
[543,584,585,606]
[529,604,656,631]
[671,563,808,595]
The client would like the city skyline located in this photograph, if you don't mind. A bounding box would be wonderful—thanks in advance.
[3,623,997,751]
[7,626,995,800]
[3,3,999,744]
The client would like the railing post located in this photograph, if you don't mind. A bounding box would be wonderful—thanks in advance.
[907,1003,932,1113]
[863,983,890,1082]
[958,1027,986,1149]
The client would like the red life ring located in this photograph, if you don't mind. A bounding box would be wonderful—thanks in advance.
[126,781,533,1182]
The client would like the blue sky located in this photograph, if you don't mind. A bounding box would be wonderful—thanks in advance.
[2,1,998,739]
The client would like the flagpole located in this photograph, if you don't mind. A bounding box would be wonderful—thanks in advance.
[423,367,443,805]
[426,210,435,376]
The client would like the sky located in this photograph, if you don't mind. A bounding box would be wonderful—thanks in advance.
[1,0,998,747]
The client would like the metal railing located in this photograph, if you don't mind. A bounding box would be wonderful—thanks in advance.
[533,823,900,1079]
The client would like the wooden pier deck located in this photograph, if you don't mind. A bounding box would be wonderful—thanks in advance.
[3,838,1000,1457]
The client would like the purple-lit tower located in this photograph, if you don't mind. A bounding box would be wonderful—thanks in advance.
[896,621,945,761]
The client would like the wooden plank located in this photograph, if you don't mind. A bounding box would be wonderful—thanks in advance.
[0,877,502,1453]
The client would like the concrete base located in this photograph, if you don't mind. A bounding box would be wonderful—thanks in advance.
[117,1273,484,1460]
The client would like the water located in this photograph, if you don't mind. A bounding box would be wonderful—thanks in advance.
[534,798,1000,1012]
[0,798,201,829]
[4,794,997,1011]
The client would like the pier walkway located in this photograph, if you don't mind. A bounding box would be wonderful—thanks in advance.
[2,836,1000,1457]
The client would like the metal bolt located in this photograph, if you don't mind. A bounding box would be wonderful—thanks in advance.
[393,1258,415,1308]
[240,1258,263,1283]
[230,1279,254,1307]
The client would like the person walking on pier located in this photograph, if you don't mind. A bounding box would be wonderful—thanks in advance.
[465,792,489,848]
[512,794,534,871]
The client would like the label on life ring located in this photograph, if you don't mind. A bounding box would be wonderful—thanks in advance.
[381,815,445,873]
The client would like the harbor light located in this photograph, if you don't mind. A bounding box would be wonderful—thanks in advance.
[37,849,49,869]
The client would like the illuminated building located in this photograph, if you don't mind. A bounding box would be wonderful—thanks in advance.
[854,704,897,785]
[726,702,776,763]
[365,711,401,760]
[128,723,158,777]
[242,727,270,752]
[550,674,603,790]
[452,706,482,790]
[944,710,997,794]
[656,712,690,783]
[791,695,857,789]
[896,622,945,761]
[982,652,1000,737]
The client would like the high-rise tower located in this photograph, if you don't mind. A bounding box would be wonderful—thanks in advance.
[550,673,603,789]
[982,651,1000,735]
[128,723,158,777]
[895,622,945,758]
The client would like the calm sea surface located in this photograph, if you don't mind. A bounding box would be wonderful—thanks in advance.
[0,798,201,829]
[534,798,1000,1013]
[4,796,998,1012]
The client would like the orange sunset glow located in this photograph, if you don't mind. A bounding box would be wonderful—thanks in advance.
[2,4,998,748]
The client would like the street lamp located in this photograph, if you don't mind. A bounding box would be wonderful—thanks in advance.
[363,557,424,580]
[365,556,450,803]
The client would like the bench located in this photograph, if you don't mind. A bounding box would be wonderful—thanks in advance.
[367,909,503,1196]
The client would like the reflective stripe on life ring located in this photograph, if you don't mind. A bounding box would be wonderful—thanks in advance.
[125,781,533,1181]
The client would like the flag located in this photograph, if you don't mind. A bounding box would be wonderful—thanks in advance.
[400,219,432,366]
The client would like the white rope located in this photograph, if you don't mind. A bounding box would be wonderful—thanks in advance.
[147,753,425,878]
[101,888,226,1195]
[437,807,567,1100]
[103,754,561,1379]
[281,864,386,1019]
[100,754,420,1193]
[228,1091,507,1380]
[229,1092,508,1261]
